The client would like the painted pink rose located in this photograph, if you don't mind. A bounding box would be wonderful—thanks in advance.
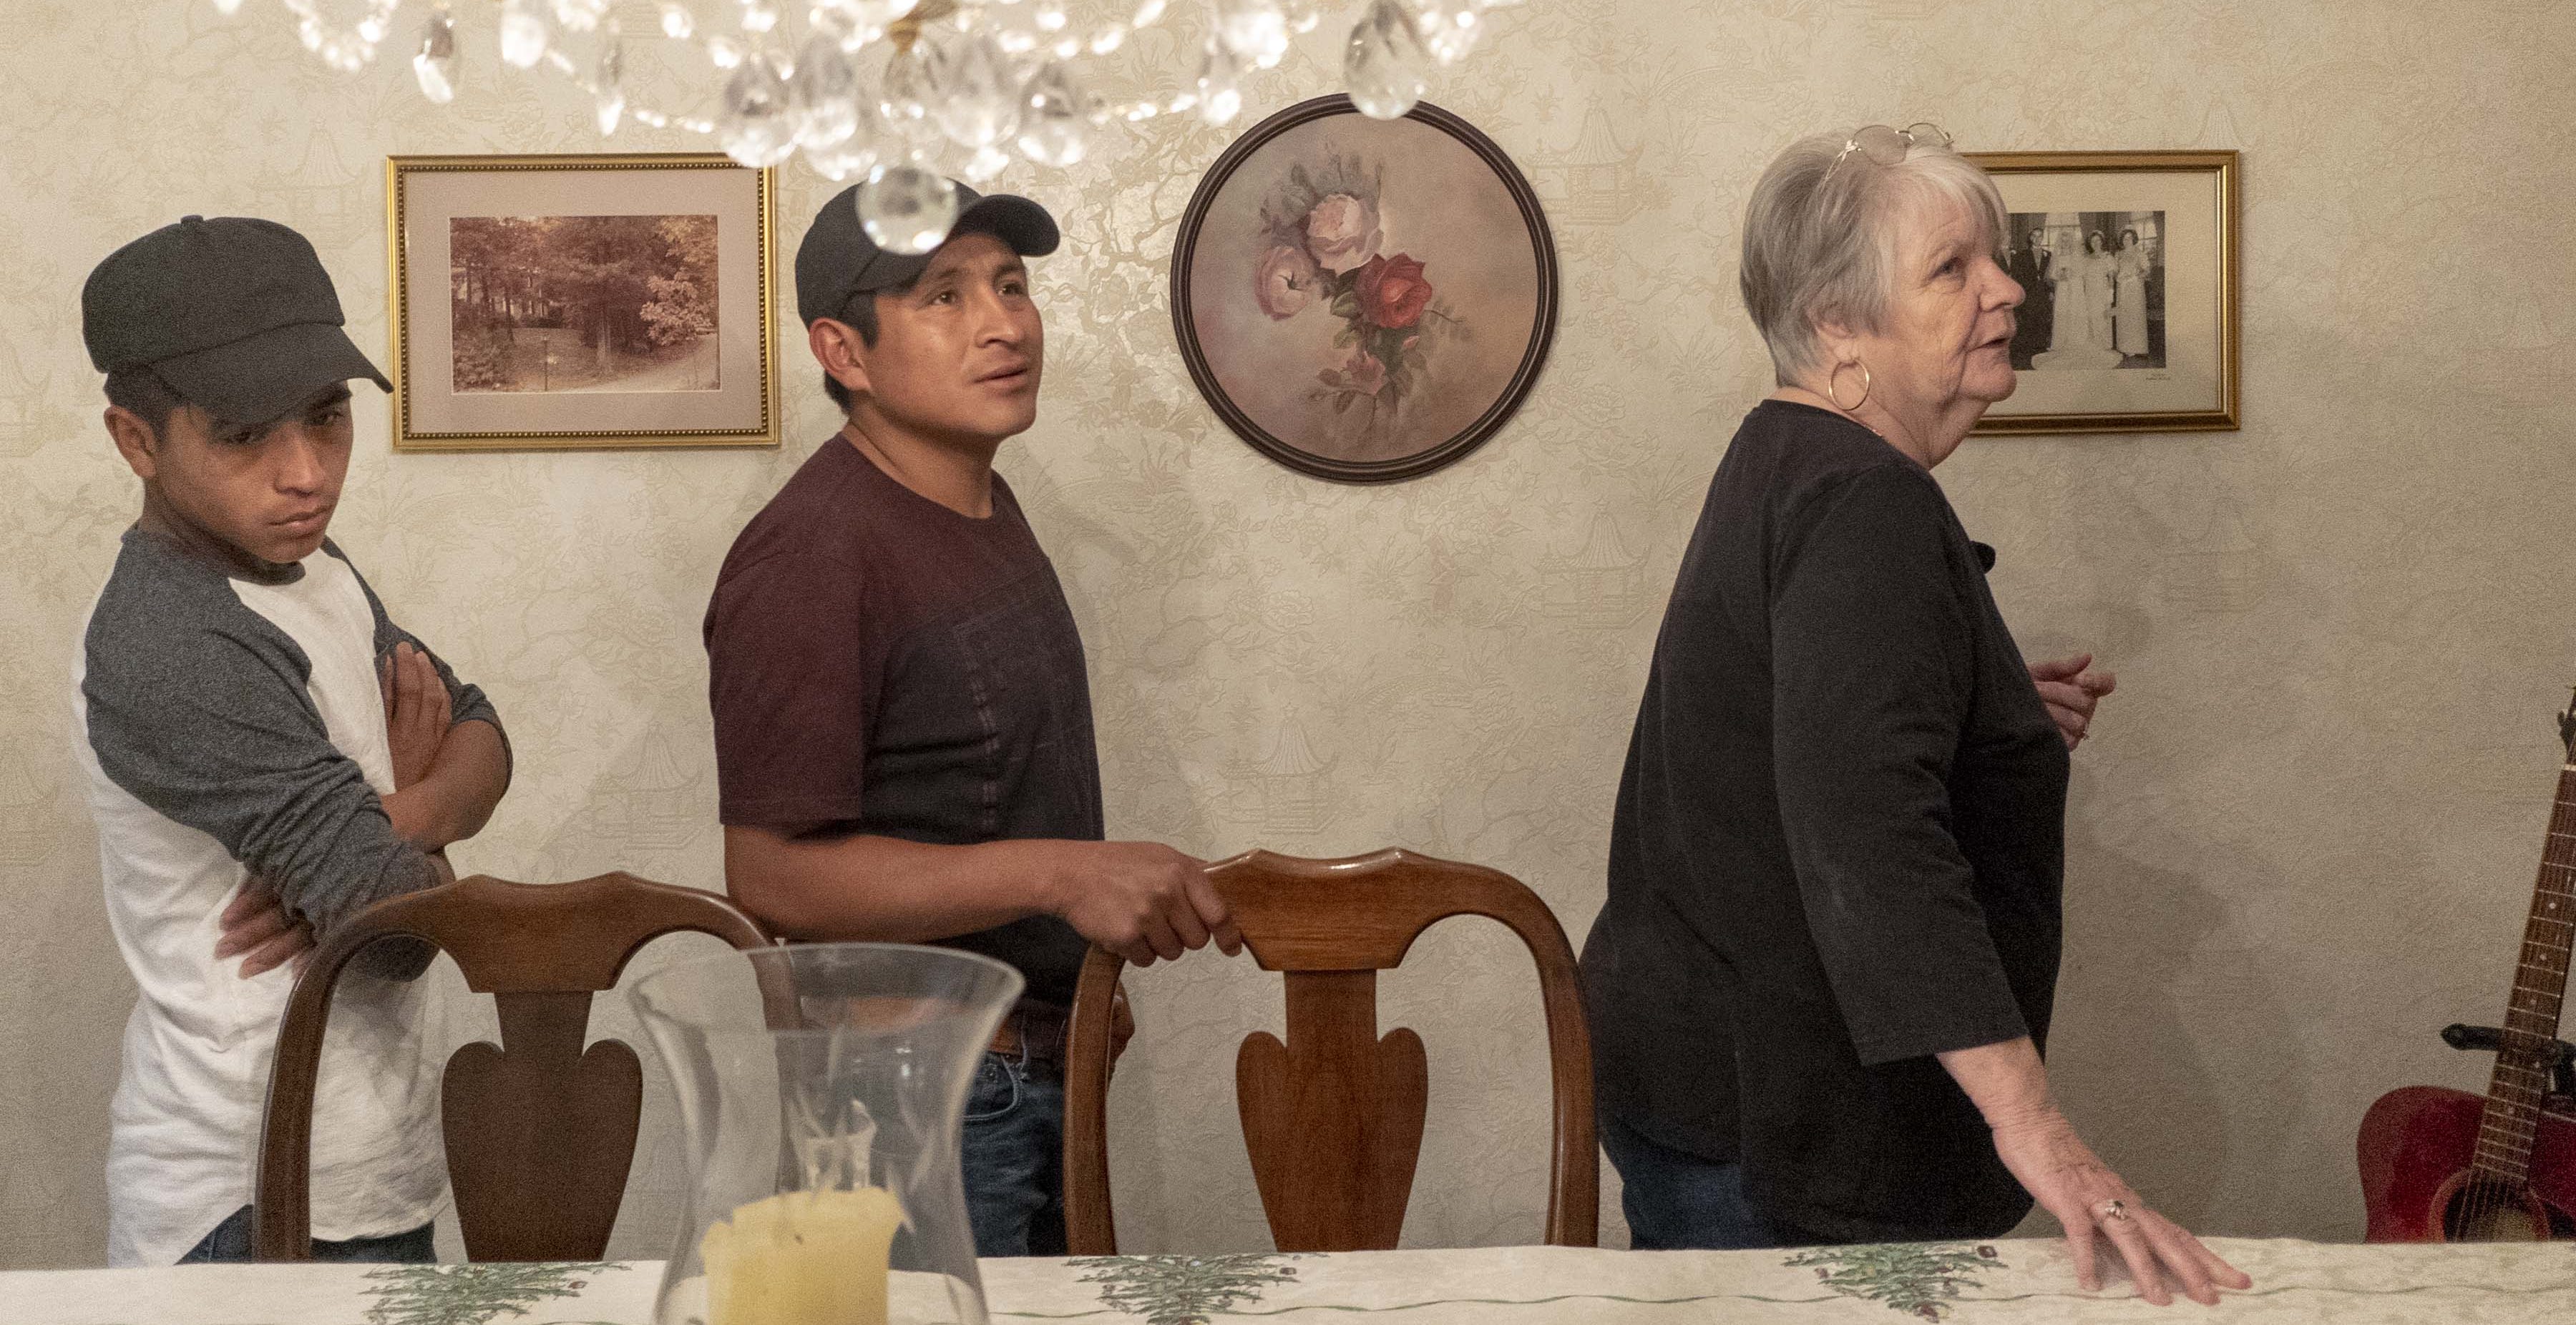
[1319,346,1387,396]
[1254,243,1320,319]
[1302,192,1383,274]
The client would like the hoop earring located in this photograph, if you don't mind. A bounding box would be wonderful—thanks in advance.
[1827,359,1873,411]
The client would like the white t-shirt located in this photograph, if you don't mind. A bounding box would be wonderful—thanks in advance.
[74,530,498,1264]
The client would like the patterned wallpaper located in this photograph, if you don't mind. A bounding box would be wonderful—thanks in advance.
[3,0,2572,1268]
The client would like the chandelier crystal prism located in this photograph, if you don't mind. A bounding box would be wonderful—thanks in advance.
[219,0,1518,254]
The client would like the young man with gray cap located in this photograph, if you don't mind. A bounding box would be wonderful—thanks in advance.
[74,215,512,1264]
[706,182,1237,1256]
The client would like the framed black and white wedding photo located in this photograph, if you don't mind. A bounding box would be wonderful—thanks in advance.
[1968,150,2239,435]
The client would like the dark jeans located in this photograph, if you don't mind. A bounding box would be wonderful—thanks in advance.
[960,1049,1066,1258]
[1600,1110,1802,1251]
[177,1204,437,1264]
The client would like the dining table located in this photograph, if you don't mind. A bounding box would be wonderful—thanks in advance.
[4,1236,2571,1324]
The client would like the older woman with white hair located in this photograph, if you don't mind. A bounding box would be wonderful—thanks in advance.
[1581,125,2248,1306]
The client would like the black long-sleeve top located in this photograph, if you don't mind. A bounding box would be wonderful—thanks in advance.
[1581,401,2072,1242]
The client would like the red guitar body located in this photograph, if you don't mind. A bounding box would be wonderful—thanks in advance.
[2358,1085,2576,1241]
[2361,694,2576,1241]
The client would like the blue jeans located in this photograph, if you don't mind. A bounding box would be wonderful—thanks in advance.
[960,1050,1066,1258]
[177,1204,436,1264]
[1599,1110,1797,1251]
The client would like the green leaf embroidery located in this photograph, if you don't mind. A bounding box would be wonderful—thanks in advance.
[361,1262,621,1325]
[1782,1244,2001,1321]
[1070,1253,1299,1325]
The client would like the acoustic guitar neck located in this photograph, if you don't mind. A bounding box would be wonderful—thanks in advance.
[2471,695,2576,1190]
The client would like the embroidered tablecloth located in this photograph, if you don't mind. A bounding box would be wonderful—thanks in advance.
[6,1238,2571,1324]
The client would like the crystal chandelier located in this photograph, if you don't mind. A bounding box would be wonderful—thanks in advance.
[215,0,1521,252]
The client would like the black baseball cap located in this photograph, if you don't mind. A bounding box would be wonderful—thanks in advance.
[795,180,1060,326]
[82,215,389,426]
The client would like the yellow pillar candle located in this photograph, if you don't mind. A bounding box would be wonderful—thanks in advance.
[700,1186,906,1325]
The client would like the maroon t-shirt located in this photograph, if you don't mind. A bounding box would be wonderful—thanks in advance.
[703,437,1101,1002]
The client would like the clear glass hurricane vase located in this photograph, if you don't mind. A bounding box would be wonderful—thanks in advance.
[632,943,1024,1325]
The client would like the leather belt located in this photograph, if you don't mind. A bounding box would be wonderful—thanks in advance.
[989,992,1132,1076]
[990,1000,1072,1071]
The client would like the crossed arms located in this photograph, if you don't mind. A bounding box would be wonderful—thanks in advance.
[215,641,508,975]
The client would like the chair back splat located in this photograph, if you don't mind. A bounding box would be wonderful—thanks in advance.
[253,871,771,1261]
[1063,848,1596,1253]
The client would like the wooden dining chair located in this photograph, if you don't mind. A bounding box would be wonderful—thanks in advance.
[1063,848,1596,1253]
[252,871,772,1261]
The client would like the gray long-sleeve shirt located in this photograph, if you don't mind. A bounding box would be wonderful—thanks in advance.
[74,527,503,1264]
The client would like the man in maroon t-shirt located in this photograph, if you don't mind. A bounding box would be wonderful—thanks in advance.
[703,181,1239,1256]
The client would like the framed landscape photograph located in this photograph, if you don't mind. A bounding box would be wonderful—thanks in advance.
[1967,150,2239,434]
[1173,95,1558,484]
[387,153,777,451]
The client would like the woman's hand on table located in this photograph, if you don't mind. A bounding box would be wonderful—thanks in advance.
[1989,1107,2251,1306]
[1941,1037,2248,1305]
[2029,652,2116,750]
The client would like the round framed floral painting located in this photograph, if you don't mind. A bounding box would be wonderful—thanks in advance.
[1173,96,1558,484]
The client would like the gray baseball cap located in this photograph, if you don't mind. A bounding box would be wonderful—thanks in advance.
[795,180,1060,326]
[82,215,390,426]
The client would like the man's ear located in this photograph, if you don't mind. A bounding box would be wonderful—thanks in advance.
[103,405,161,481]
[809,318,874,401]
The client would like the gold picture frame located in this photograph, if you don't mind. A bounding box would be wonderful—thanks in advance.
[386,152,779,451]
[1967,150,2239,435]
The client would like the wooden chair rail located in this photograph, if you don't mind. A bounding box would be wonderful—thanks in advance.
[253,871,771,1262]
[1063,848,1596,1254]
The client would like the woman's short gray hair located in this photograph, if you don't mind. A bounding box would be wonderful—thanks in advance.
[1739,129,2010,383]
